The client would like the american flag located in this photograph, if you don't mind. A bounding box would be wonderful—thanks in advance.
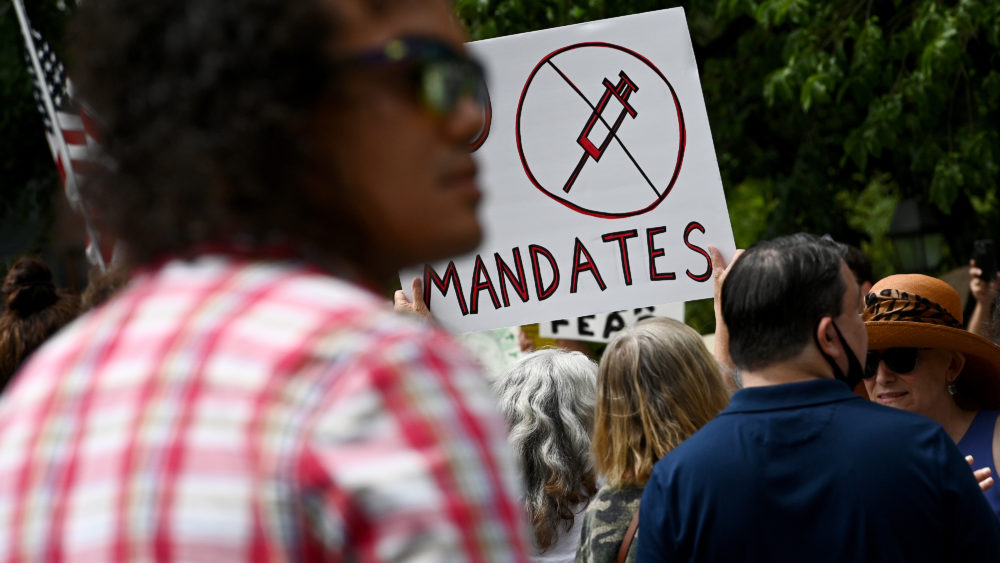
[25,29,103,192]
[13,0,109,269]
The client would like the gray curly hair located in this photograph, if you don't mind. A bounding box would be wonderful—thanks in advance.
[493,348,598,551]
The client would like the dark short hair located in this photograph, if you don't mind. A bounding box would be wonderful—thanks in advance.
[722,233,847,371]
[843,244,873,286]
[69,0,353,266]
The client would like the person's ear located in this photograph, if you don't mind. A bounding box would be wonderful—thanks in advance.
[946,351,967,380]
[815,316,839,357]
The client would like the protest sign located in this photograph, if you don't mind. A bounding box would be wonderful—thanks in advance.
[400,8,736,333]
[538,302,684,343]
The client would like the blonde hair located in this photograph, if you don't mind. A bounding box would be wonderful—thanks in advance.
[494,349,598,551]
[593,317,729,487]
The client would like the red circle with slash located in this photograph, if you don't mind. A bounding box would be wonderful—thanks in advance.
[516,42,685,218]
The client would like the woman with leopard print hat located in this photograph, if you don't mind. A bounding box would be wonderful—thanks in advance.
[863,273,1000,518]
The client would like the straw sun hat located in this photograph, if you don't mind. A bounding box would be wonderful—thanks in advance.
[864,274,1000,408]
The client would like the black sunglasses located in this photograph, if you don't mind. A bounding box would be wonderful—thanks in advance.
[337,36,488,117]
[864,348,921,379]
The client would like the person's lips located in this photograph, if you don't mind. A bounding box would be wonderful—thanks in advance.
[876,391,908,403]
[442,158,481,201]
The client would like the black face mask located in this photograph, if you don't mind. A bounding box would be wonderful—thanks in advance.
[815,321,866,389]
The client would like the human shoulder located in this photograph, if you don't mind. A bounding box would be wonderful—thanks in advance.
[820,398,973,488]
[284,279,518,559]
[836,395,947,441]
[578,485,643,563]
[260,264,489,419]
[187,257,451,356]
[594,483,644,500]
[654,408,733,467]
[589,484,643,516]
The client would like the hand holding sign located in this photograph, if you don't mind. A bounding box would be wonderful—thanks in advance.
[710,245,744,385]
[394,277,432,321]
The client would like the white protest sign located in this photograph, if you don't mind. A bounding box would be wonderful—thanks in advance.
[401,8,736,333]
[538,302,685,343]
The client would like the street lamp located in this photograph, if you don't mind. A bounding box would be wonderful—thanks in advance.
[886,198,945,273]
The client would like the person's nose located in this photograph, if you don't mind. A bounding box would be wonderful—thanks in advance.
[875,361,898,382]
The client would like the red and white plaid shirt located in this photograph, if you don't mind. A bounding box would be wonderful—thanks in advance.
[0,255,530,562]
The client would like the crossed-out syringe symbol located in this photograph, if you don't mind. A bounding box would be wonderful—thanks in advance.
[563,70,639,193]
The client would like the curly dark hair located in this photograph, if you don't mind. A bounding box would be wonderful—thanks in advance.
[1,258,80,389]
[68,0,364,267]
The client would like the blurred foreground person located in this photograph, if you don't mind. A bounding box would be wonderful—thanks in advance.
[494,350,598,562]
[863,273,1000,517]
[0,0,529,560]
[0,258,80,390]
[637,233,1000,562]
[577,317,728,563]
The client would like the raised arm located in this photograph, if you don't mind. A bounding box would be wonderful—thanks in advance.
[967,259,999,339]
[709,245,744,392]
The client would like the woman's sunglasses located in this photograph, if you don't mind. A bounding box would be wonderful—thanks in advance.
[864,348,921,379]
[337,36,488,117]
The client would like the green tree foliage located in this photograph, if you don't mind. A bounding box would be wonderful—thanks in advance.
[0,2,65,263]
[735,0,1000,264]
[457,0,1000,332]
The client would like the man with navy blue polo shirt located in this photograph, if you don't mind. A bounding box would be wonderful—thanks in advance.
[637,233,1000,562]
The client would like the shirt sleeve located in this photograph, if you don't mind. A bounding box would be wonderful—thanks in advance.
[294,324,530,562]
